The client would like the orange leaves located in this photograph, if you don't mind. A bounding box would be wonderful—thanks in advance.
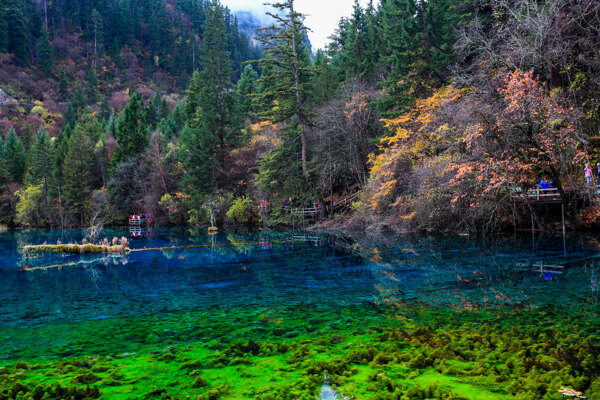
[499,69,544,117]
[175,192,191,199]
[344,92,370,120]
[367,86,461,213]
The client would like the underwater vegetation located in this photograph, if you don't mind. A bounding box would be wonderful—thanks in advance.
[2,229,600,399]
[0,303,599,400]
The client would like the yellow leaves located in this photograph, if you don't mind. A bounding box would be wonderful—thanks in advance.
[251,121,275,133]
[379,86,461,157]
[175,192,191,200]
[368,179,398,212]
[367,86,463,215]
[30,105,46,116]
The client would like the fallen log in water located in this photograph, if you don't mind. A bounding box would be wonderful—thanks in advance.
[22,244,130,257]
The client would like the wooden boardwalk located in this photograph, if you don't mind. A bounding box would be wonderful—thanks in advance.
[259,191,363,219]
[511,187,562,204]
[331,191,362,212]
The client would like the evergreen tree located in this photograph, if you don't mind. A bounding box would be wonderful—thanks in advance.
[25,128,55,220]
[186,0,241,168]
[63,127,94,225]
[309,50,335,104]
[146,91,162,129]
[2,128,27,183]
[178,125,215,202]
[235,65,259,119]
[255,0,314,178]
[158,115,179,140]
[72,81,87,113]
[86,68,100,105]
[111,93,148,168]
[0,135,7,191]
[381,0,463,103]
[159,98,170,121]
[345,1,368,77]
[37,27,54,76]
[58,69,69,101]
[100,95,112,121]
[0,4,8,53]
[6,1,31,65]
[91,8,104,67]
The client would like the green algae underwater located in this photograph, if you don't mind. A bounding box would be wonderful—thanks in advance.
[0,229,599,399]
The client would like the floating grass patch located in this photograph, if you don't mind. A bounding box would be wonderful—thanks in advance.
[22,244,130,257]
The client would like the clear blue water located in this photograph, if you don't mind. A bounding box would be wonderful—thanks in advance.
[0,229,598,331]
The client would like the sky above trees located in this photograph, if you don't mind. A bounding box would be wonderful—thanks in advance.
[221,0,379,50]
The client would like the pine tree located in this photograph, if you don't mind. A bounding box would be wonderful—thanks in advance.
[58,69,69,101]
[0,5,9,53]
[86,68,99,105]
[158,115,179,140]
[72,81,87,113]
[159,98,170,121]
[37,27,54,76]
[0,135,7,191]
[91,8,104,68]
[310,50,334,104]
[100,95,111,121]
[381,0,463,102]
[255,0,313,177]
[111,93,148,169]
[63,127,94,225]
[6,1,31,65]
[146,91,162,129]
[346,1,368,77]
[235,65,259,119]
[186,0,241,168]
[178,125,215,202]
[2,128,27,183]
[25,127,55,220]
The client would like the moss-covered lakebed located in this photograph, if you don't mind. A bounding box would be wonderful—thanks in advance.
[1,303,599,400]
[1,229,600,399]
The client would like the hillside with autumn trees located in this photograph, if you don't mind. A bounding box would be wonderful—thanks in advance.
[1,0,600,233]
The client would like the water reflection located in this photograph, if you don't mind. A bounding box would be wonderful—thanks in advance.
[0,229,599,328]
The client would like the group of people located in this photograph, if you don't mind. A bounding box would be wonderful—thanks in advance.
[537,175,556,189]
[584,163,600,186]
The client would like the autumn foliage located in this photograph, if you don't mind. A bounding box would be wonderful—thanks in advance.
[363,69,585,233]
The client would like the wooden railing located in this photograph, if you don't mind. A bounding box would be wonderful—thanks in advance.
[512,187,561,202]
[332,191,362,212]
[291,207,319,216]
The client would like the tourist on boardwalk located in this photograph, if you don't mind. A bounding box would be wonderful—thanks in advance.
[595,163,600,186]
[585,163,593,185]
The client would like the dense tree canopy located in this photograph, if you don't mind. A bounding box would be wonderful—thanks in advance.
[1,0,600,237]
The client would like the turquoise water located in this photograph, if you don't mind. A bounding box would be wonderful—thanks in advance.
[1,229,597,329]
[0,229,599,399]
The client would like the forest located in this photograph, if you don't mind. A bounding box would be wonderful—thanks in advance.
[1,0,600,233]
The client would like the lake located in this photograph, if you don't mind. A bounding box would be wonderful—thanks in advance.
[0,229,598,399]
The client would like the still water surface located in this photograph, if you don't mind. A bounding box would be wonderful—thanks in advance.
[0,228,597,332]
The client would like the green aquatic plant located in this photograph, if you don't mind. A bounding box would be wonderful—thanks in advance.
[1,303,599,399]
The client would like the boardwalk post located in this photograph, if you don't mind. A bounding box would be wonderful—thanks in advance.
[531,212,535,232]
[561,202,566,234]
[512,203,517,233]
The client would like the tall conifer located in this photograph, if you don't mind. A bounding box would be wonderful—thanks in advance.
[111,93,148,169]
[254,0,313,177]
[2,128,27,183]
